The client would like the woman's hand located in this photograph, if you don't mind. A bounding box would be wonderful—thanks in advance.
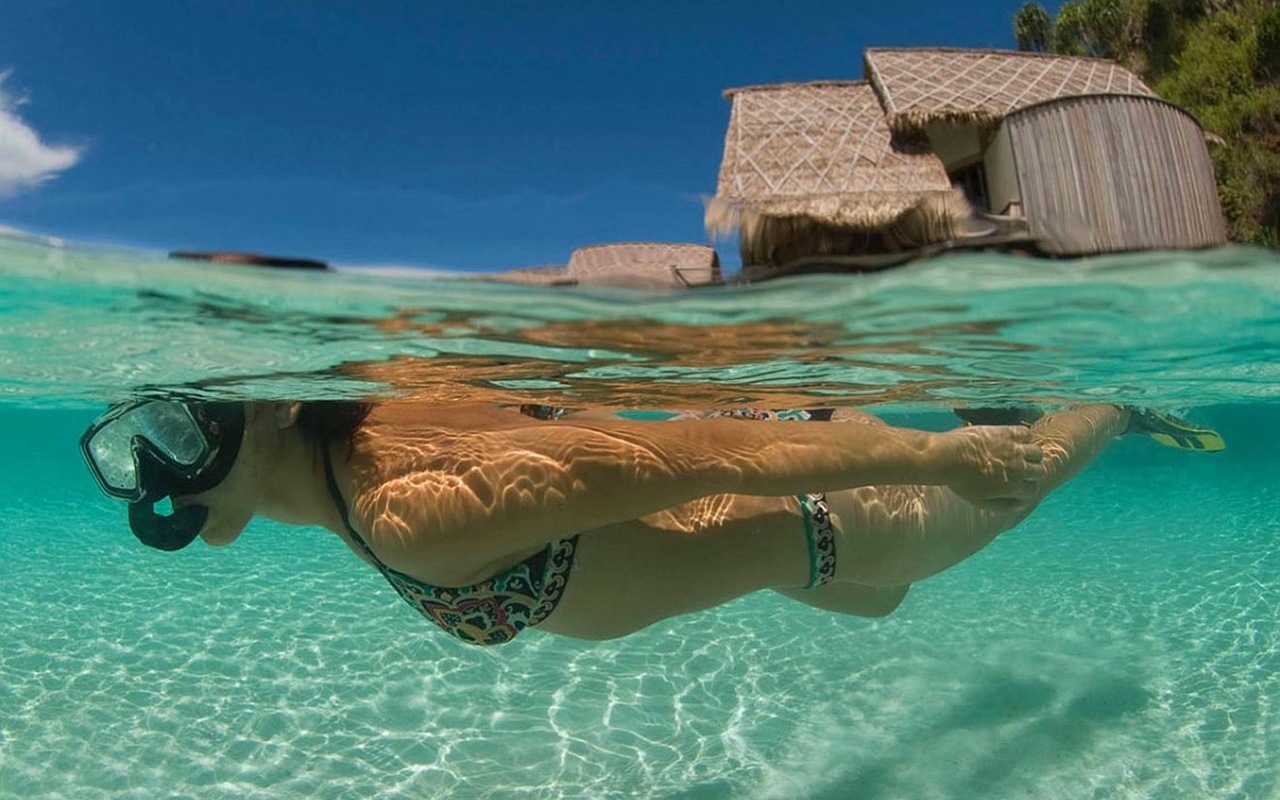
[936,425,1046,510]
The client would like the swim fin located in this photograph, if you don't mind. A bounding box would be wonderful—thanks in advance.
[1125,408,1226,452]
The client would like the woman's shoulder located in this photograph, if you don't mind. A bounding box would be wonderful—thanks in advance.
[366,401,534,431]
[345,402,542,508]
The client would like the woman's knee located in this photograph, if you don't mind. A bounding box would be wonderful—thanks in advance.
[852,583,910,617]
[774,582,910,618]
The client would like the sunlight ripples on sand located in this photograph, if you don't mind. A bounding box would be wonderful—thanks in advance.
[2,428,1276,799]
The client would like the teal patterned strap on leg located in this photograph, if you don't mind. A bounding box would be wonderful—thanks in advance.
[798,493,837,589]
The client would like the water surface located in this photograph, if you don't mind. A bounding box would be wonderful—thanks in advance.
[1,235,1277,798]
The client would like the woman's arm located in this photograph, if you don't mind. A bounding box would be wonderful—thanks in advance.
[357,411,1044,571]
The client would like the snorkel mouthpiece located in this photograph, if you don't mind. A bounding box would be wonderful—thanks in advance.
[128,500,209,551]
[124,451,213,551]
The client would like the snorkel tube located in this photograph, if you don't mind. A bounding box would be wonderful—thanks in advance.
[126,403,246,551]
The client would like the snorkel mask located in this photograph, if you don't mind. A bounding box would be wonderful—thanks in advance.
[79,400,246,551]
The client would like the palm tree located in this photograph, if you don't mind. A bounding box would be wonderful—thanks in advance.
[1014,2,1052,52]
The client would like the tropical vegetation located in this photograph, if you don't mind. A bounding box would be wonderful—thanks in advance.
[1013,0,1280,245]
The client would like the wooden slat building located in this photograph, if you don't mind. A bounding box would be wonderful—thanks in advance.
[1003,94,1225,253]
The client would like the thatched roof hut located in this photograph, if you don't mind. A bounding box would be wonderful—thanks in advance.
[706,81,970,273]
[479,264,575,286]
[708,48,1223,271]
[567,242,720,289]
[481,243,721,289]
[864,48,1154,132]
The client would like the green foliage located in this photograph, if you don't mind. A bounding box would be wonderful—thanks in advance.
[1211,127,1280,243]
[1052,1,1091,55]
[1015,2,1053,51]
[1081,0,1129,58]
[1012,0,1280,245]
[1046,0,1142,59]
[1154,3,1280,244]
[1155,10,1255,112]
[1143,0,1185,76]
[1257,3,1280,79]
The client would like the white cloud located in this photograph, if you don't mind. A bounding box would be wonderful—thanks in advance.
[0,72,83,197]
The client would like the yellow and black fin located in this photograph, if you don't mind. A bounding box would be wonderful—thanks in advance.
[1126,408,1226,452]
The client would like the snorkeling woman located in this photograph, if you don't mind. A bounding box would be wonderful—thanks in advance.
[80,400,1214,646]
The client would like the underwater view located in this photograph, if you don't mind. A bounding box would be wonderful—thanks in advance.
[1,234,1278,799]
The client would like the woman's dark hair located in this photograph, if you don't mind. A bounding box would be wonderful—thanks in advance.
[295,401,374,444]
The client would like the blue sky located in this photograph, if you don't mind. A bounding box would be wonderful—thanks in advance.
[1,1,1034,272]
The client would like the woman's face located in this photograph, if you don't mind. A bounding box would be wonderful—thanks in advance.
[177,403,283,547]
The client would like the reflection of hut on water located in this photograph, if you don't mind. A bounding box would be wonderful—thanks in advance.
[709,48,1227,278]
[485,242,721,289]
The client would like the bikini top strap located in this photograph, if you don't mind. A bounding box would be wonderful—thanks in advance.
[320,444,384,566]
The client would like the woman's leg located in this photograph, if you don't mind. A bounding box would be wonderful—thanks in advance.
[554,404,1125,624]
[823,404,1128,588]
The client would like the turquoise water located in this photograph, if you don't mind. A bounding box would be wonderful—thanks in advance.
[1,234,1278,798]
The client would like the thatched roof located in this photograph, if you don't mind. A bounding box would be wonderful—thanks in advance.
[567,242,721,289]
[479,264,574,286]
[865,48,1155,131]
[707,81,955,236]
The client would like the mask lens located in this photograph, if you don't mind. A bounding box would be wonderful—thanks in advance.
[133,403,208,465]
[86,416,142,494]
[85,402,210,495]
